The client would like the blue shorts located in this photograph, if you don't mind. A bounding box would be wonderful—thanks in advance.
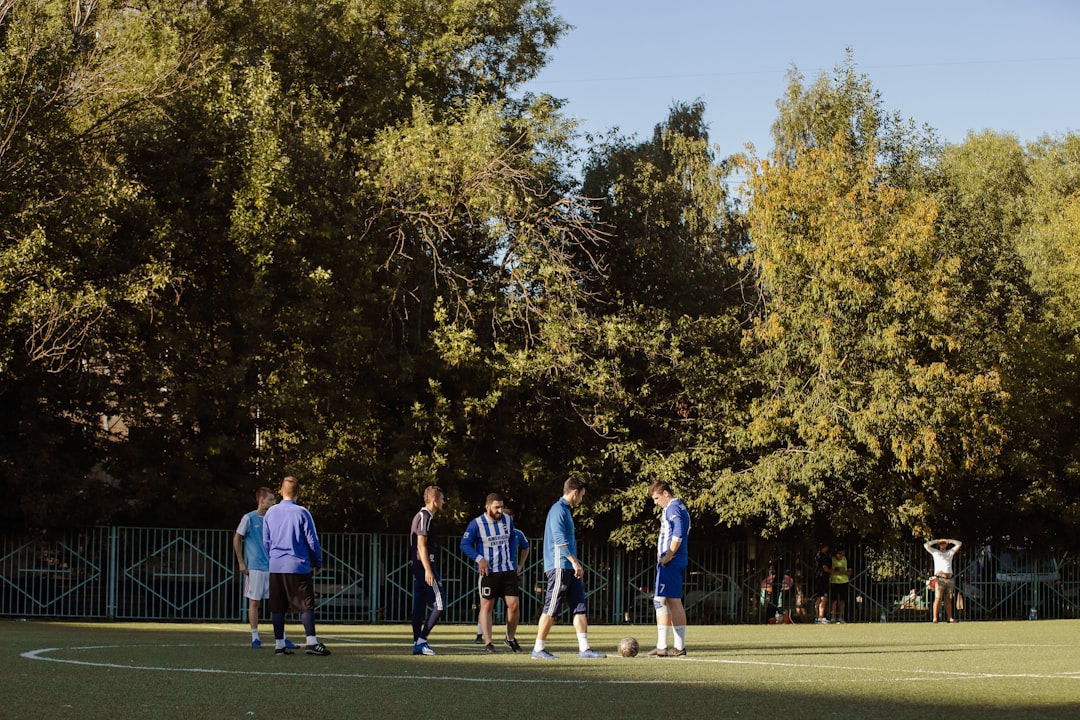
[541,569,586,616]
[655,561,686,599]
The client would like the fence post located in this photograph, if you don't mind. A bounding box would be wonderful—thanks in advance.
[107,526,117,619]
[368,534,380,624]
[613,552,624,624]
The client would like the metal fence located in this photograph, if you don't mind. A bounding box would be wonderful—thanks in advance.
[4,527,1079,624]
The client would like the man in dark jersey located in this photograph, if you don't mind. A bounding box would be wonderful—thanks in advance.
[410,485,446,656]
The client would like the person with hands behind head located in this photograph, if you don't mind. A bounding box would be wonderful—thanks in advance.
[924,537,963,623]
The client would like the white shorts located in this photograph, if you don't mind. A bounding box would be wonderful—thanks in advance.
[244,569,270,601]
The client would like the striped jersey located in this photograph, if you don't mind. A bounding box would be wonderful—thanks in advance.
[460,513,518,573]
[657,498,690,567]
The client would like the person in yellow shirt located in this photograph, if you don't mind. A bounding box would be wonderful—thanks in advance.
[829,547,851,623]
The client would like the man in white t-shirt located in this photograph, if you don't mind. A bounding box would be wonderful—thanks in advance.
[923,538,962,623]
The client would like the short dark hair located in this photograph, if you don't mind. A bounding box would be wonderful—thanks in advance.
[485,492,504,506]
[647,480,672,496]
[563,476,586,494]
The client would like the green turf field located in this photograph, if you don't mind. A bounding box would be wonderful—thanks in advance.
[7,619,1080,719]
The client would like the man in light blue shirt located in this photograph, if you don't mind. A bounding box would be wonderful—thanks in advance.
[531,477,605,660]
[233,486,295,649]
[262,476,330,656]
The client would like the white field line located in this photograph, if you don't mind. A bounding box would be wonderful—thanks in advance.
[682,656,1080,681]
[19,643,1080,684]
[19,645,703,685]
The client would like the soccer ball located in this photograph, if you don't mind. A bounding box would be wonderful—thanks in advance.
[618,636,639,657]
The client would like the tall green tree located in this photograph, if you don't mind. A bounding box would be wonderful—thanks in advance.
[727,59,1030,542]
[0,0,207,527]
[532,101,749,548]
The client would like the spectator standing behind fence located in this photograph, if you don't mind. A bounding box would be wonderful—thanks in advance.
[233,486,297,650]
[531,477,606,660]
[460,493,526,653]
[647,480,690,657]
[262,476,330,656]
[924,538,963,623]
[813,542,832,624]
[830,547,851,623]
[410,486,446,656]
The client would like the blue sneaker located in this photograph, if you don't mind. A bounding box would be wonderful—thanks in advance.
[412,642,436,656]
[283,639,298,649]
[578,648,607,659]
[531,649,557,660]
[251,638,261,649]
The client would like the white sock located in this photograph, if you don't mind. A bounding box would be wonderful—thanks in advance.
[673,625,686,650]
[657,626,669,649]
[251,629,259,641]
[533,639,545,653]
[307,635,318,646]
[577,632,590,652]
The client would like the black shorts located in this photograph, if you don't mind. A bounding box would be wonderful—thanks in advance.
[479,570,521,600]
[829,582,852,604]
[268,572,316,614]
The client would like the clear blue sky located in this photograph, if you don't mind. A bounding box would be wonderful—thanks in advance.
[522,0,1080,156]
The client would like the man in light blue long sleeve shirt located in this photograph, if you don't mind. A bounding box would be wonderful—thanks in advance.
[531,476,605,660]
[262,476,330,656]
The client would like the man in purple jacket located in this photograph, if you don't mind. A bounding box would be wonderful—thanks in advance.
[262,476,330,656]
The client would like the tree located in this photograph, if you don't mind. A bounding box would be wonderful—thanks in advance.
[727,60,1026,541]
[529,101,749,548]
[0,0,208,528]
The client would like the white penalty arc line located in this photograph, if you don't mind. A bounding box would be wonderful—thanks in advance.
[19,646,706,686]
[22,645,1080,684]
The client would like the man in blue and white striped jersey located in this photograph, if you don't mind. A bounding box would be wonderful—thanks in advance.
[461,493,525,652]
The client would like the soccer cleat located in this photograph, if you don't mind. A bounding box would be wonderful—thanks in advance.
[531,649,557,660]
[251,638,261,649]
[284,639,298,649]
[578,648,607,659]
[305,642,331,656]
[504,637,522,653]
[484,643,497,654]
[814,617,830,624]
[413,642,436,656]
[274,647,293,655]
[647,647,670,657]
[667,648,687,657]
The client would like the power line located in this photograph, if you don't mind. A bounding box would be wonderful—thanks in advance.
[529,56,1080,87]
